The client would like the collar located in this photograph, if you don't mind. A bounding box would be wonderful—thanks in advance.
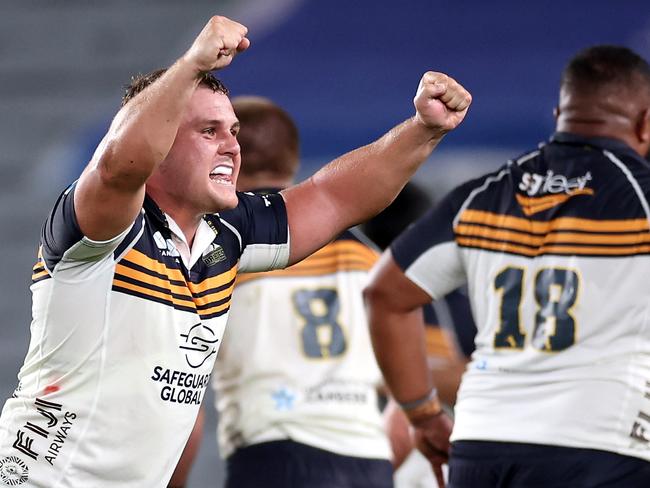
[549,132,641,160]
[143,194,169,230]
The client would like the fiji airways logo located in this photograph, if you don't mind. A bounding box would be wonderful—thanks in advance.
[516,170,594,215]
[180,323,218,369]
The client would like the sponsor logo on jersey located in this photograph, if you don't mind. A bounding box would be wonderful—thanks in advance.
[151,366,210,405]
[153,231,181,258]
[271,387,296,411]
[0,456,28,486]
[629,381,650,445]
[180,322,219,369]
[8,398,77,469]
[517,170,594,215]
[305,380,369,404]
[202,244,226,267]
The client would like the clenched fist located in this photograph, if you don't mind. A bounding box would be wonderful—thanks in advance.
[184,16,250,72]
[414,72,472,135]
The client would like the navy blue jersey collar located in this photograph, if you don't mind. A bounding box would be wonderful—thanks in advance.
[550,132,640,160]
[143,194,169,229]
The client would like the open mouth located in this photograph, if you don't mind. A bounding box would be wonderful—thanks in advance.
[209,164,233,185]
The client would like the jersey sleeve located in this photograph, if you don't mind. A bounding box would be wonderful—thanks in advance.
[41,182,142,272]
[220,191,290,273]
[390,182,474,300]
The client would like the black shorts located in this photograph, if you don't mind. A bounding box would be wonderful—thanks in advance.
[448,440,650,488]
[225,440,394,488]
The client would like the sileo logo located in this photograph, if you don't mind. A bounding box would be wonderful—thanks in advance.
[516,170,594,216]
[0,456,29,486]
[179,323,218,369]
[518,170,593,196]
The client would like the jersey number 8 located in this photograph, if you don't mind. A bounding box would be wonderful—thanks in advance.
[293,289,347,359]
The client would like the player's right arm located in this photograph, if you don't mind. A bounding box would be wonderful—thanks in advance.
[73,16,249,241]
[366,251,454,487]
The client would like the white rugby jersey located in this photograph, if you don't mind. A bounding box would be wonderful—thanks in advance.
[391,133,650,462]
[0,186,289,487]
[211,229,391,460]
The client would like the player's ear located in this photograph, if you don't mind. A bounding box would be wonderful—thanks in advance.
[553,106,560,120]
[636,107,650,143]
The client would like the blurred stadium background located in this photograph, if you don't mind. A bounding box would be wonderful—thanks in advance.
[0,1,648,485]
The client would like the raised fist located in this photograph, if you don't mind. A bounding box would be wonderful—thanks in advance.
[413,72,472,134]
[184,16,250,72]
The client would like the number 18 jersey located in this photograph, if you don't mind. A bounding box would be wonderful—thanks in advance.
[391,132,650,462]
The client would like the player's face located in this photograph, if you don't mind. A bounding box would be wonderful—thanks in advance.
[154,88,241,214]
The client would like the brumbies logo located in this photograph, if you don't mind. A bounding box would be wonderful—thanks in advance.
[179,322,218,368]
[0,456,28,486]
[202,243,226,267]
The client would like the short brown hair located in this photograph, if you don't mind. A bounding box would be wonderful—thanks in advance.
[232,96,300,179]
[121,68,229,107]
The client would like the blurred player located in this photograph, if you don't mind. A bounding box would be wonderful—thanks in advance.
[0,14,473,487]
[219,96,395,487]
[367,45,650,487]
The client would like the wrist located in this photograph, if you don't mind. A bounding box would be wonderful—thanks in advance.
[398,387,443,424]
[410,115,447,145]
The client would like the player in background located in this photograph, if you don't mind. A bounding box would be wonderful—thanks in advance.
[366,45,650,487]
[0,14,473,487]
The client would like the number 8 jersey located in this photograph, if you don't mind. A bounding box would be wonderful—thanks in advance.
[211,229,391,461]
[391,132,650,462]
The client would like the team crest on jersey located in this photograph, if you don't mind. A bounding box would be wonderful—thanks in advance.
[0,456,29,486]
[179,322,218,368]
[202,244,226,267]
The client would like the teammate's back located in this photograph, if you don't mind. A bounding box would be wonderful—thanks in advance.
[446,132,650,460]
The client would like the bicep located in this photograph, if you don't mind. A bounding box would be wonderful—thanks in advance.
[282,180,343,265]
[74,159,146,242]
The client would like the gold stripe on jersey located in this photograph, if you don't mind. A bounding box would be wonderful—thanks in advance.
[113,278,198,311]
[115,263,193,301]
[236,240,378,286]
[515,190,594,216]
[456,224,650,246]
[456,237,650,257]
[120,249,187,282]
[31,253,51,283]
[459,210,650,233]
[113,248,238,318]
[456,210,650,257]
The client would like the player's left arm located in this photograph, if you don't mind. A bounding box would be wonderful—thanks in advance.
[281,72,471,265]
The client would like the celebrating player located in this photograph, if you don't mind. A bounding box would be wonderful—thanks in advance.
[0,14,470,488]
